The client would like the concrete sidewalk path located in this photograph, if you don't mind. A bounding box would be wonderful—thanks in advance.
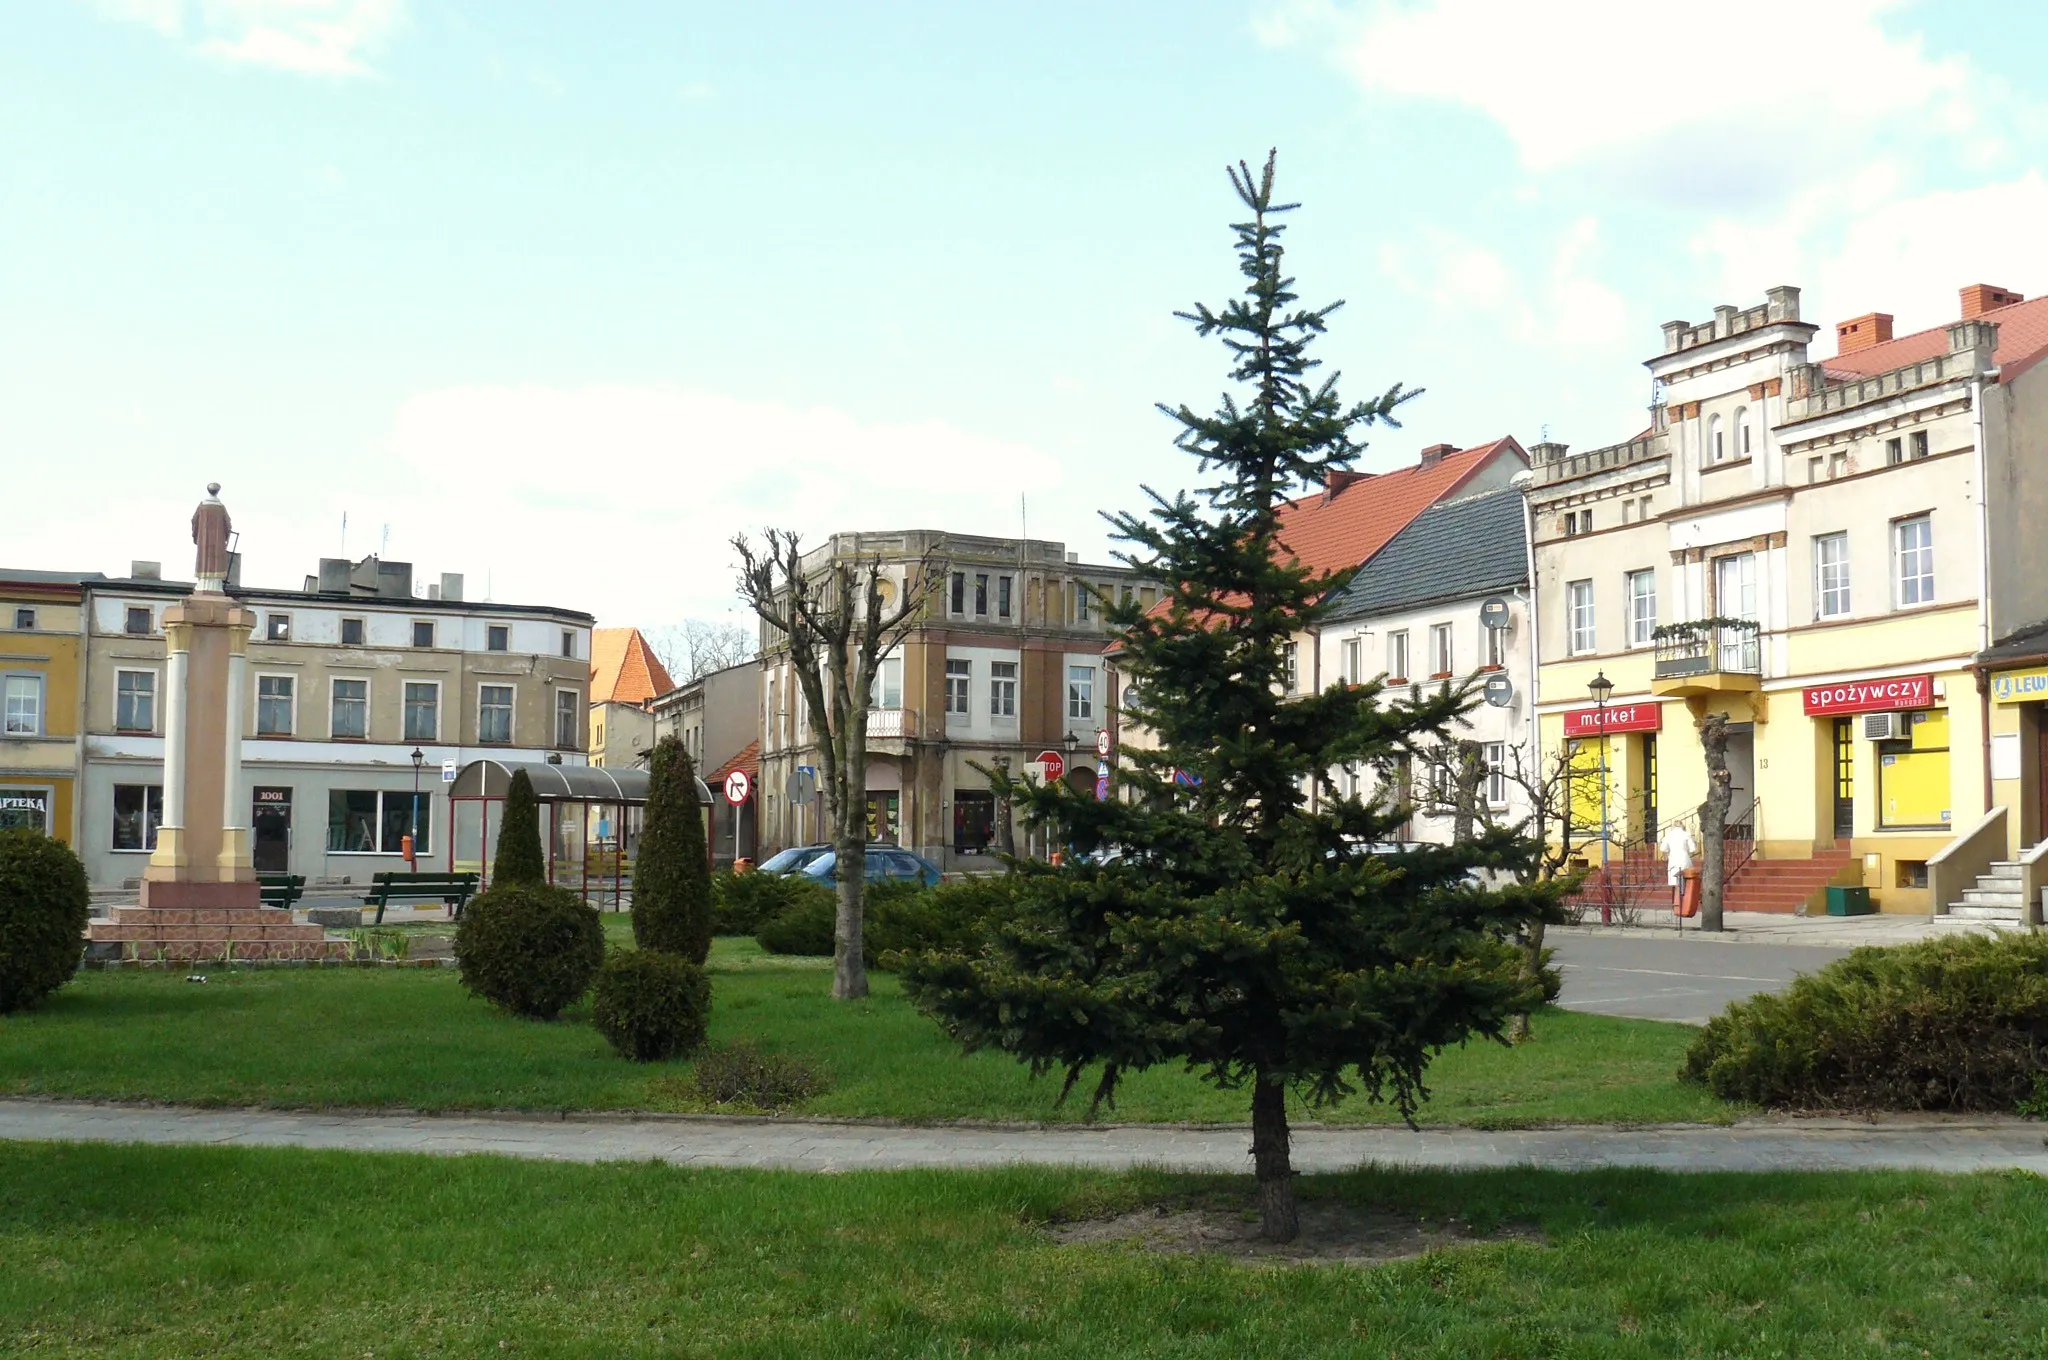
[4,1099,2045,1176]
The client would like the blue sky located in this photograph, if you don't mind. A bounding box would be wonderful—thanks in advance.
[6,1,2045,629]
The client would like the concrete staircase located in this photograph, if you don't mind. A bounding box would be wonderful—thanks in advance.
[1937,861,2030,929]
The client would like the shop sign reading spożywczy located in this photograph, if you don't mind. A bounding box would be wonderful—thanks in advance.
[1802,675,1932,716]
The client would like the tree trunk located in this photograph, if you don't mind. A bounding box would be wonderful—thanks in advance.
[1452,741,1484,845]
[831,810,869,1000]
[1699,713,1731,934]
[1250,1071,1298,1243]
[1508,918,1547,1043]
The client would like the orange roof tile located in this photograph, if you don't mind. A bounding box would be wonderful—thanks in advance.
[1822,293,2048,385]
[1271,437,1526,576]
[708,740,760,785]
[590,627,676,707]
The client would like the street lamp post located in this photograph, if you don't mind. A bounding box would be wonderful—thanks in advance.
[409,746,424,871]
[1587,671,1613,925]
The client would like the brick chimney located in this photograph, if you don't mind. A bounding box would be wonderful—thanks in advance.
[1321,468,1372,502]
[1961,283,2024,319]
[1834,312,1893,355]
[1418,442,1458,468]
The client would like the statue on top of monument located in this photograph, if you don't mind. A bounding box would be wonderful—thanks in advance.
[192,482,232,591]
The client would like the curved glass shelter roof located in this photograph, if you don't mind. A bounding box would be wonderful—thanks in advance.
[449,759,711,806]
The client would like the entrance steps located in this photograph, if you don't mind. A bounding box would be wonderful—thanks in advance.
[1570,845,1858,915]
[1938,861,2029,928]
[86,906,353,963]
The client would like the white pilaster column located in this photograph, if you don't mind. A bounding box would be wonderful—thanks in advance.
[221,647,248,837]
[161,634,190,830]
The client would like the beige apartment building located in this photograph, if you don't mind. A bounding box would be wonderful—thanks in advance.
[80,553,592,888]
[755,530,1148,869]
[1530,282,2048,914]
[1,570,95,846]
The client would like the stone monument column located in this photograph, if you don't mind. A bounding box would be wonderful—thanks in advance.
[152,619,192,871]
[216,615,254,876]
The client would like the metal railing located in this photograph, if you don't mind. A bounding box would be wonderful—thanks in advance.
[1654,619,1760,680]
[866,708,917,741]
[1567,796,1760,923]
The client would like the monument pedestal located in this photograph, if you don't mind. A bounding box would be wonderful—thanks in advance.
[88,906,351,962]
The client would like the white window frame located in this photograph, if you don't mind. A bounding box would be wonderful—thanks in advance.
[1894,514,1934,607]
[3,672,44,737]
[110,782,163,852]
[1429,624,1453,678]
[477,682,515,745]
[330,675,371,741]
[254,672,297,737]
[1483,620,1508,669]
[1068,664,1095,721]
[114,666,159,733]
[1626,569,1657,648]
[1387,629,1410,682]
[1341,636,1362,684]
[13,607,36,631]
[1483,742,1509,808]
[989,661,1017,719]
[872,655,904,710]
[1814,532,1851,619]
[1709,413,1725,463]
[944,659,971,717]
[402,678,442,744]
[1567,580,1596,656]
[1735,405,1752,457]
[1284,641,1300,693]
[554,686,581,749]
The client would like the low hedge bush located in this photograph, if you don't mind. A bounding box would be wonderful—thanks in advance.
[592,950,711,1062]
[1681,932,2048,1111]
[752,879,840,955]
[868,873,1022,965]
[715,870,823,937]
[0,829,91,1014]
[692,1041,827,1111]
[754,877,941,962]
[453,883,605,1020]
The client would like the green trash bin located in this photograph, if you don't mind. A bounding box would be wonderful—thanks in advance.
[1825,885,1874,916]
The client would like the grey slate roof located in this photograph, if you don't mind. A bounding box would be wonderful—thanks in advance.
[1323,487,1527,621]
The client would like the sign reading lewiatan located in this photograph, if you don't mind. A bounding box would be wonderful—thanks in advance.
[1802,674,1933,716]
[1561,702,1662,737]
[1991,666,2048,704]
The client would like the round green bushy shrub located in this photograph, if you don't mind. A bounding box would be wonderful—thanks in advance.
[713,867,820,937]
[753,878,839,956]
[867,873,1021,967]
[454,883,604,1020]
[592,949,711,1062]
[692,1040,827,1111]
[0,829,91,1013]
[1682,932,2048,1111]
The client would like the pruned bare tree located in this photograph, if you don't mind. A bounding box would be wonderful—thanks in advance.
[1699,711,1732,934]
[647,618,757,686]
[733,530,938,1000]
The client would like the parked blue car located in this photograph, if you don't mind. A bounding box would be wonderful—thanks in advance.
[797,846,943,887]
[754,843,834,876]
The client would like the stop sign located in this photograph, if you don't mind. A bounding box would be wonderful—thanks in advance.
[1036,749,1066,782]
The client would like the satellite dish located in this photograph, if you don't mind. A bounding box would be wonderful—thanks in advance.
[1480,597,1511,630]
[1483,672,1515,708]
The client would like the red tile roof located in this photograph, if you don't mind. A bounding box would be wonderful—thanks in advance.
[708,740,759,785]
[1822,293,2048,385]
[1272,436,1526,576]
[590,627,675,707]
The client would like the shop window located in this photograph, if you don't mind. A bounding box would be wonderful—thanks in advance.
[0,787,50,833]
[328,789,432,854]
[1876,709,1950,829]
[111,784,163,850]
[953,789,995,854]
[867,791,901,843]
[1565,738,1608,837]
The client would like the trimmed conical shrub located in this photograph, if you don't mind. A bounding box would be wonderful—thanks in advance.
[632,735,714,963]
[493,768,546,887]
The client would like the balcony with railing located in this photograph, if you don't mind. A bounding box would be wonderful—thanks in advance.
[866,708,917,748]
[1651,619,1761,698]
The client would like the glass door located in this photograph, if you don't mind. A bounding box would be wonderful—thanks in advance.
[1713,552,1759,671]
[1833,717,1855,840]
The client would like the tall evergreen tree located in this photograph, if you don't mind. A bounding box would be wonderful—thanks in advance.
[633,735,714,963]
[492,768,547,887]
[902,153,1565,1243]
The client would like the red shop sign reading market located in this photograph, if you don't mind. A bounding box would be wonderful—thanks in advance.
[1802,674,1934,716]
[1562,702,1664,737]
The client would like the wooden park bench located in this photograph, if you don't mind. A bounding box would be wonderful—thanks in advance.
[361,871,480,925]
[257,873,306,910]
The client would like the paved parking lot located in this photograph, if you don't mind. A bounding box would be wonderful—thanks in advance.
[1551,934,1853,1024]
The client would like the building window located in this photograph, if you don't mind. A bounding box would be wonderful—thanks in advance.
[1895,515,1934,606]
[1484,621,1508,669]
[403,682,439,742]
[944,660,971,716]
[487,625,510,652]
[331,678,369,739]
[412,620,434,649]
[13,608,34,630]
[1710,414,1725,462]
[1736,406,1752,456]
[990,661,1017,718]
[555,689,579,749]
[1483,742,1508,808]
[479,684,514,744]
[1341,637,1362,684]
[1626,569,1657,647]
[256,675,295,736]
[115,670,156,733]
[872,655,903,710]
[974,573,990,616]
[1568,580,1596,655]
[1815,532,1851,619]
[949,572,967,616]
[327,790,434,855]
[1387,629,1410,682]
[1072,582,1091,623]
[1886,436,1904,467]
[1429,624,1453,678]
[561,630,575,658]
[3,674,43,736]
[111,784,163,851]
[1068,664,1095,721]
[1910,430,1929,460]
[0,787,50,833]
[266,614,290,641]
[1285,641,1300,693]
[997,576,1013,620]
[125,606,151,635]
[341,617,365,646]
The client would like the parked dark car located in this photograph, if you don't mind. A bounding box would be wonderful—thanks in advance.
[755,844,833,876]
[798,846,943,887]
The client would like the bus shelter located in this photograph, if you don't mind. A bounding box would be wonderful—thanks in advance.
[447,759,712,908]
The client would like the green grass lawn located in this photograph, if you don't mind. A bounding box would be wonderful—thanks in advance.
[3,1142,2044,1357]
[0,939,1736,1126]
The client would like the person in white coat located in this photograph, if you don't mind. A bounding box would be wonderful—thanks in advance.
[1659,821,1699,912]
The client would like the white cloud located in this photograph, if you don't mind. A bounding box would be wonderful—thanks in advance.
[84,0,404,77]
[1380,215,1627,350]
[368,384,1067,626]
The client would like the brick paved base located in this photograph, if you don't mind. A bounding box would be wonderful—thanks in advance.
[87,905,352,962]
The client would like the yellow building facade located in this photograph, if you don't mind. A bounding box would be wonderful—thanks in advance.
[1532,284,2046,913]
[1,571,91,845]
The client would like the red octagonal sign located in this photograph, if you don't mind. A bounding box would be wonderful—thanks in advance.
[1036,750,1066,782]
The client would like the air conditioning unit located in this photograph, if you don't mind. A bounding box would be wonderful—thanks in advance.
[1863,712,1904,741]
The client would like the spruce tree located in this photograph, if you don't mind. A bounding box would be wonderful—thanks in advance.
[492,768,547,887]
[902,152,1565,1243]
[633,735,715,963]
